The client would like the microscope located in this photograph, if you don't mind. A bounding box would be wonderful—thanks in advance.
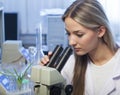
[31,45,73,95]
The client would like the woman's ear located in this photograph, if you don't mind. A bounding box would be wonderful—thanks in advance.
[97,26,106,38]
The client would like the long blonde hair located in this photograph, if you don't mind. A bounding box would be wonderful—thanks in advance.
[62,0,116,95]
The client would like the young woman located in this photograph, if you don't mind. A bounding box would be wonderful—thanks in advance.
[40,0,120,95]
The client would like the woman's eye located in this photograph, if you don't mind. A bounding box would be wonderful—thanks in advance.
[76,34,83,37]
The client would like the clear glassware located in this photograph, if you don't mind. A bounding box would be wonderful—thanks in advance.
[35,23,44,64]
[28,46,37,65]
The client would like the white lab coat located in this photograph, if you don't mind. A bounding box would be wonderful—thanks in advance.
[85,61,120,95]
[61,48,120,95]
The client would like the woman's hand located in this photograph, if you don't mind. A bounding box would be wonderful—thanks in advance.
[40,51,52,65]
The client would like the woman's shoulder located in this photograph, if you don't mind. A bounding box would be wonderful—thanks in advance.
[62,54,75,70]
[61,54,75,84]
[67,54,75,64]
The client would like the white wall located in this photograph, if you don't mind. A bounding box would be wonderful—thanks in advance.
[0,0,74,45]
[0,0,69,34]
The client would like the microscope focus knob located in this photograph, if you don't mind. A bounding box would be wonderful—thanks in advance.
[50,86,61,95]
[65,85,73,95]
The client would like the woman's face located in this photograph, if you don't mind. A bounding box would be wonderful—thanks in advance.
[64,17,101,55]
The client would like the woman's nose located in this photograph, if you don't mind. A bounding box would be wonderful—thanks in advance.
[69,36,76,46]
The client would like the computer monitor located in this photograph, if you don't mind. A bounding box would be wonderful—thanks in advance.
[4,13,18,40]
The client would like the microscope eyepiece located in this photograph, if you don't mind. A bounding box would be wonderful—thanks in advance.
[47,45,63,67]
[56,46,73,72]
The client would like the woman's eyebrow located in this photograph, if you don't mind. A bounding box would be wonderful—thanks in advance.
[65,28,83,34]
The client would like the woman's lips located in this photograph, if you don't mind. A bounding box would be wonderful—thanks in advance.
[74,48,81,52]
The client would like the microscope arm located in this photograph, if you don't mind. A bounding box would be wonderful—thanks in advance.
[31,65,66,95]
[31,65,65,85]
